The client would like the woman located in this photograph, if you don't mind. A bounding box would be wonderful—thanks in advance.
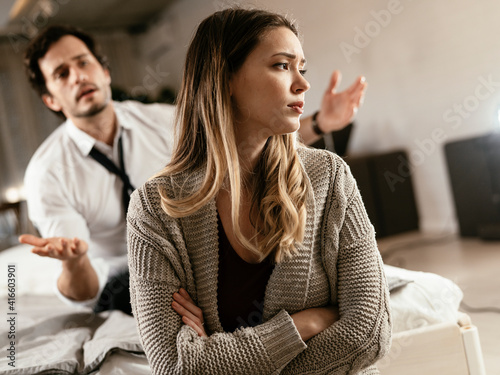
[127,8,391,374]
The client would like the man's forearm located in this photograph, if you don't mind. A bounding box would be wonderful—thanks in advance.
[57,254,100,301]
[299,115,324,145]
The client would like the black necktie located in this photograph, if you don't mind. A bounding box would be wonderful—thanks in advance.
[89,135,135,217]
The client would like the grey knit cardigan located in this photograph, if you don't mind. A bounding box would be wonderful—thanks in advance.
[127,146,392,375]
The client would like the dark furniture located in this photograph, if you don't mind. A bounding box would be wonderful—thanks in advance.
[445,132,500,238]
[345,150,419,238]
[312,127,419,238]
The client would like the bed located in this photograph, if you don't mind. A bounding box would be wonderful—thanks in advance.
[0,244,487,374]
[377,265,486,375]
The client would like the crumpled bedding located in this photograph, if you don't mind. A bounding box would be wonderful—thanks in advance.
[0,307,144,375]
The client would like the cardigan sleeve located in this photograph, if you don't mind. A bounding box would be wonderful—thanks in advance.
[281,154,392,374]
[127,186,307,375]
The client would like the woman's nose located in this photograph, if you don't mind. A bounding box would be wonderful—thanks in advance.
[293,72,310,93]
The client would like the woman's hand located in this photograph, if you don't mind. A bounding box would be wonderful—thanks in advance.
[172,288,208,337]
[291,306,339,342]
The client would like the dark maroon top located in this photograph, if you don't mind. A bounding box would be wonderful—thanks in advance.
[217,214,274,332]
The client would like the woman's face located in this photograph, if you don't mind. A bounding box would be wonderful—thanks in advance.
[229,26,310,146]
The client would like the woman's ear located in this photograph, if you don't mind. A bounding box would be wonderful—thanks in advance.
[42,93,62,112]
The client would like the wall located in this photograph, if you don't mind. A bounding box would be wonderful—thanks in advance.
[147,0,500,233]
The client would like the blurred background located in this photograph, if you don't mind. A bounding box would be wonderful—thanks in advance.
[2,0,500,244]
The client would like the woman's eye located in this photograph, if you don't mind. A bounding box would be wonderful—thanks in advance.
[275,62,289,70]
[299,69,307,76]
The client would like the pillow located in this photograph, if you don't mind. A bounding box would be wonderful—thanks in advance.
[384,264,464,333]
[386,274,413,292]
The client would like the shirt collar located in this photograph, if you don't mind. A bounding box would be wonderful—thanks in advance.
[65,102,128,157]
[65,119,97,156]
[114,101,133,131]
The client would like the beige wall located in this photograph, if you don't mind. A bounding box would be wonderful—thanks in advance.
[146,0,500,233]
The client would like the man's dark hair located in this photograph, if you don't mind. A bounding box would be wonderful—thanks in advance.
[24,25,109,97]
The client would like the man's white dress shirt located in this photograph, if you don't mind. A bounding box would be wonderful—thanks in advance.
[24,100,175,307]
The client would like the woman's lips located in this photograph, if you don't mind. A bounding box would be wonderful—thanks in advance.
[288,102,304,114]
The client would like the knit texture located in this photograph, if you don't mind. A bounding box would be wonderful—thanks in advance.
[127,146,391,374]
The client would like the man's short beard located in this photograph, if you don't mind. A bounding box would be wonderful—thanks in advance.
[73,100,108,118]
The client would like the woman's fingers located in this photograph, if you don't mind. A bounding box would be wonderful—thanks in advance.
[172,289,208,337]
[179,288,193,302]
[172,300,205,333]
[173,290,204,324]
[182,315,207,337]
[172,299,203,327]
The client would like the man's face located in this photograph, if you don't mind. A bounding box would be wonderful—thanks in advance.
[39,35,112,119]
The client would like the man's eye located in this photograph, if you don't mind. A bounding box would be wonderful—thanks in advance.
[55,70,68,79]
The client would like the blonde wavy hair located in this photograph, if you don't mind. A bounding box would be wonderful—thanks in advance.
[155,8,309,263]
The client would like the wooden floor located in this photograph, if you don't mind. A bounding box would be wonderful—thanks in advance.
[379,232,500,375]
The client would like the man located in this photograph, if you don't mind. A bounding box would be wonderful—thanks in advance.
[19,25,366,312]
